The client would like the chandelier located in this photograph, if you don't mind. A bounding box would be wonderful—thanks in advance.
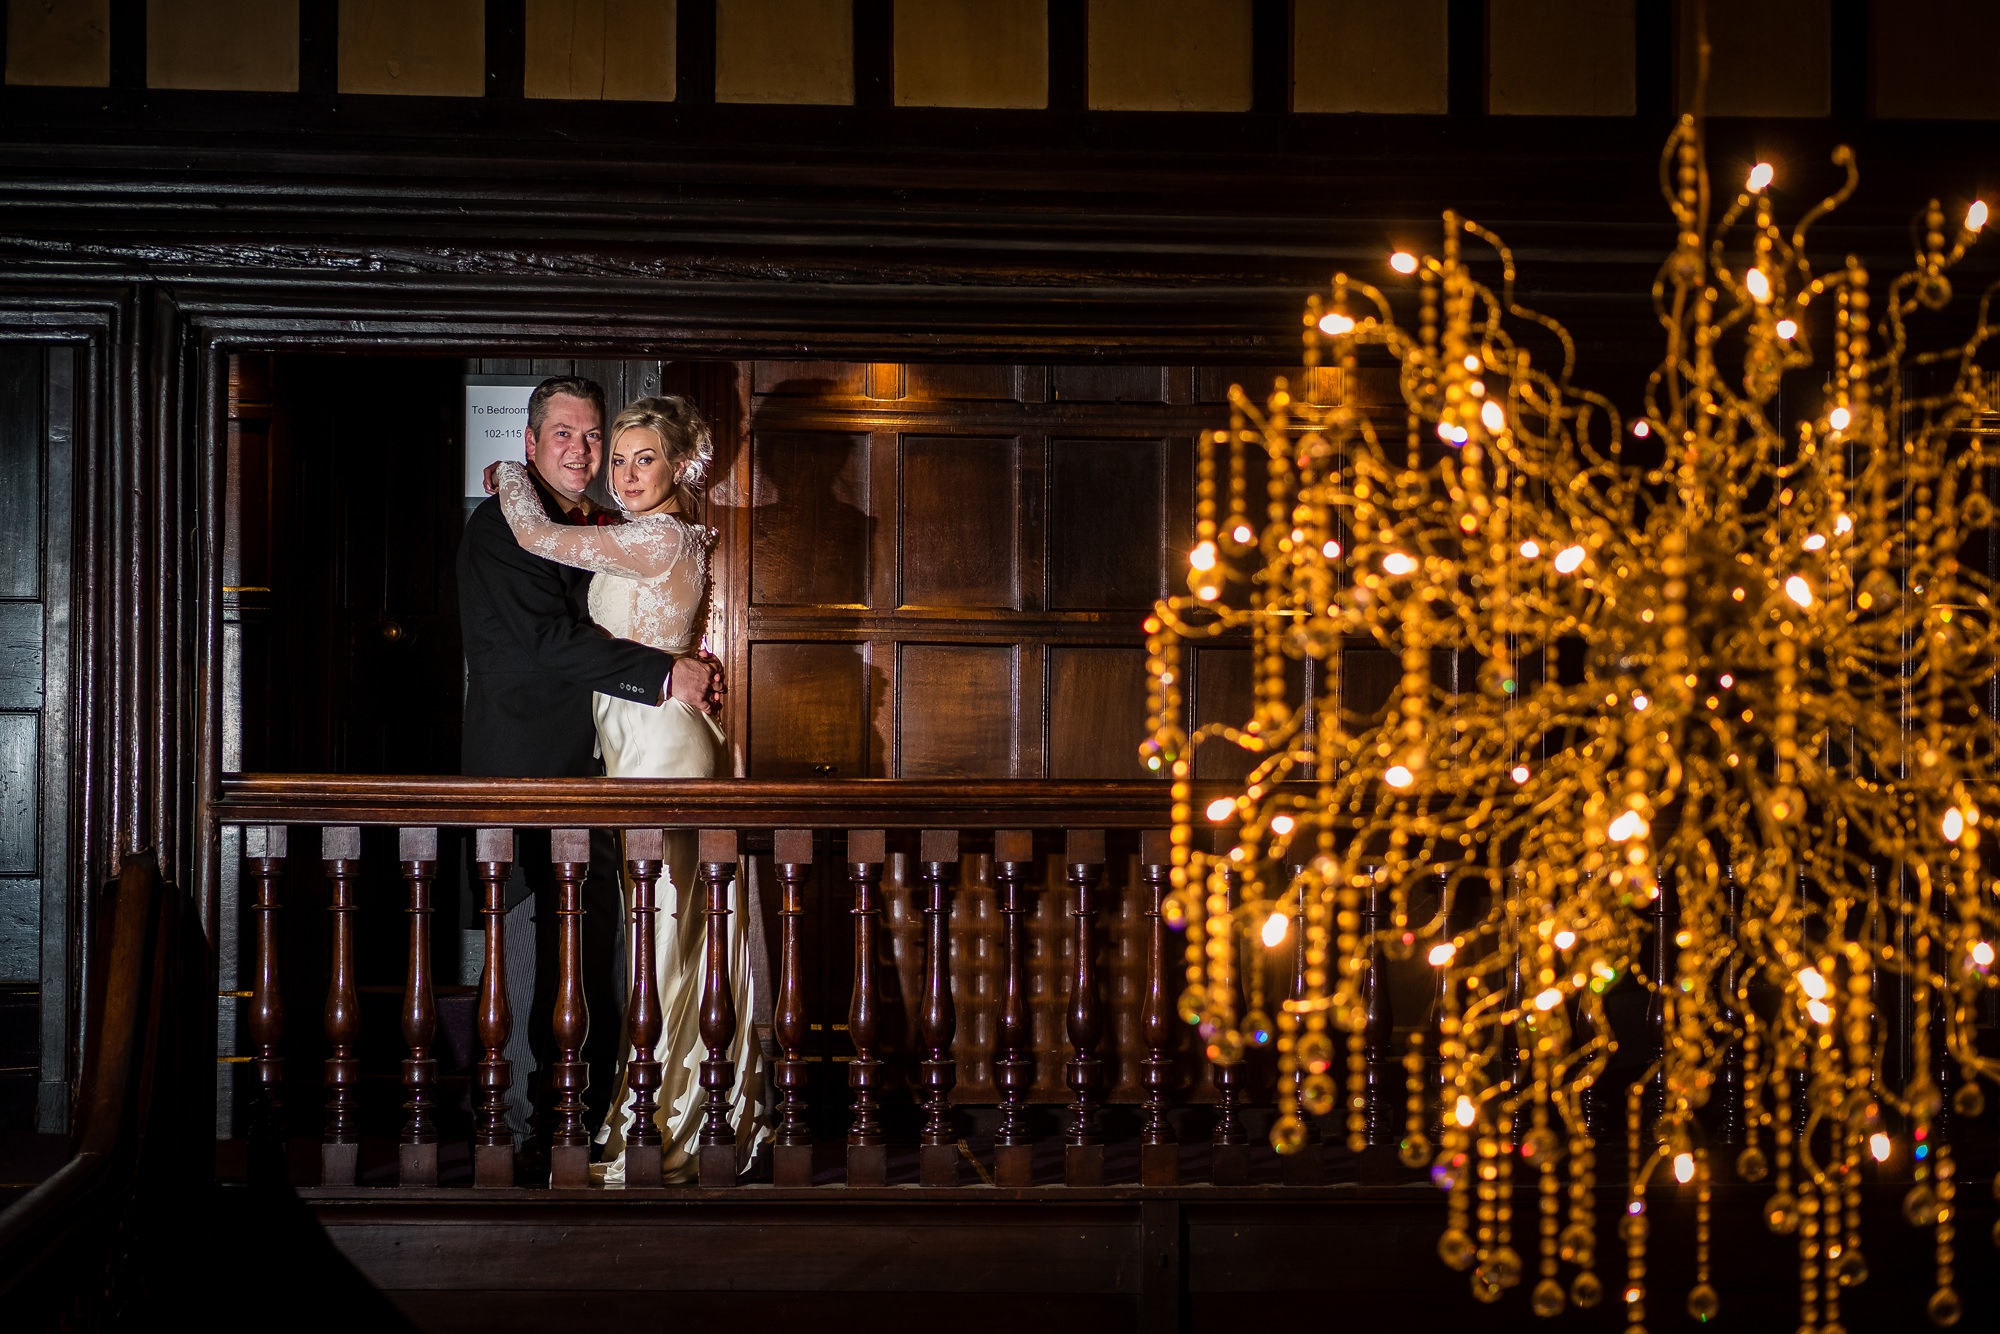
[1145,113,1997,1330]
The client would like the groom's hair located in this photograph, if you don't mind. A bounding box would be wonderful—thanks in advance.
[526,376,607,435]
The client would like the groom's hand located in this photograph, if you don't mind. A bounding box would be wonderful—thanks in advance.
[667,651,726,715]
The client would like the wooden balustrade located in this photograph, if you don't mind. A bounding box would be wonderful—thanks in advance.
[217,800,1478,1194]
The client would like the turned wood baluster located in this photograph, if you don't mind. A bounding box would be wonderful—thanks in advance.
[991,829,1038,1188]
[772,829,816,1187]
[622,828,666,1187]
[1209,850,1249,1186]
[398,827,440,1187]
[1064,829,1107,1187]
[1282,860,1324,1185]
[549,828,592,1188]
[473,828,516,1188]
[845,829,888,1187]
[1138,829,1180,1187]
[244,825,287,1150]
[697,829,742,1187]
[321,826,362,1187]
[917,829,962,1187]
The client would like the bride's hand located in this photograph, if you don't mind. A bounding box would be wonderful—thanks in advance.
[483,460,505,494]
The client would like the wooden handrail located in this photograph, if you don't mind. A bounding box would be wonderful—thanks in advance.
[0,852,206,1323]
[217,774,1193,829]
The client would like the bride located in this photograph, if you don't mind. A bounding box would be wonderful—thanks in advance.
[492,395,767,1184]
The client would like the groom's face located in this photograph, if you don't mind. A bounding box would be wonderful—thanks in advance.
[524,393,604,504]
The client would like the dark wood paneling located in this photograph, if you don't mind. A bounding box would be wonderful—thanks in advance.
[0,712,34,875]
[1048,646,1149,780]
[0,348,40,599]
[1196,365,1305,404]
[0,882,34,980]
[750,431,870,607]
[1191,646,1254,781]
[897,644,1014,777]
[754,362,866,397]
[904,363,1016,400]
[1048,437,1164,609]
[0,603,42,710]
[900,436,1019,609]
[1052,364,1166,403]
[1338,646,1399,725]
[748,641,872,777]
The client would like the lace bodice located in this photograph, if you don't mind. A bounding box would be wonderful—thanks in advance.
[495,461,716,656]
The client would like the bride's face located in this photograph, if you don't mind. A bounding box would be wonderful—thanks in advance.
[610,427,677,515]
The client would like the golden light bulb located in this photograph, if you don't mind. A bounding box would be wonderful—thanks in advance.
[1797,967,1829,1000]
[1553,545,1587,574]
[1969,199,1989,232]
[1190,540,1218,571]
[1632,693,1650,712]
[1383,764,1415,789]
[1607,810,1649,842]
[1319,312,1356,335]
[1746,268,1772,303]
[1454,1096,1476,1128]
[1231,523,1254,544]
[1321,539,1341,558]
[1519,540,1541,559]
[1803,533,1826,551]
[1747,162,1775,192]
[1829,406,1851,431]
[1972,941,1996,967]
[1534,987,1564,1011]
[1389,250,1419,275]
[1510,764,1531,783]
[1775,318,1798,339]
[1942,807,1965,842]
[1428,941,1457,966]
[1382,552,1418,576]
[1195,585,1219,602]
[1462,353,1480,372]
[1834,512,1854,535]
[1869,1132,1893,1162]
[1270,815,1295,837]
[1785,575,1813,607]
[1807,998,1833,1025]
[1554,930,1576,950]
[1205,797,1235,822]
[1719,673,1734,688]
[1261,911,1290,948]
[1673,1152,1696,1184]
[1632,419,1650,438]
[1480,400,1506,432]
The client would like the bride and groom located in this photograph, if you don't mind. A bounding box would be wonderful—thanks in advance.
[458,374,766,1184]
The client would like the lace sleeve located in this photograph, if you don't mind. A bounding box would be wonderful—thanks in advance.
[493,461,675,581]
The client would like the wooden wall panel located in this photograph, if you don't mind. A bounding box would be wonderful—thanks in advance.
[1088,0,1252,112]
[903,364,1017,401]
[1294,0,1448,115]
[897,644,1014,777]
[0,714,35,876]
[754,361,866,396]
[1191,646,1255,781]
[0,352,41,600]
[750,431,870,607]
[147,0,300,92]
[4,0,109,87]
[1048,647,1148,780]
[715,0,853,105]
[1873,0,2000,120]
[525,0,676,101]
[339,0,485,97]
[893,0,1046,110]
[1048,437,1162,609]
[1052,365,1165,403]
[1676,0,1829,117]
[1337,646,1399,725]
[1487,0,1636,117]
[900,436,1018,609]
[747,641,873,776]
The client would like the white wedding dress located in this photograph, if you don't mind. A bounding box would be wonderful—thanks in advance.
[497,461,769,1183]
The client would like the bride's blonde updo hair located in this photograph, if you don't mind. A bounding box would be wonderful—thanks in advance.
[608,395,713,515]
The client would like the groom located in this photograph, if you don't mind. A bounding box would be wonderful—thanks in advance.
[459,374,720,1171]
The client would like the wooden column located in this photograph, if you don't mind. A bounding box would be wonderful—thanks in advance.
[549,828,592,1189]
[321,826,362,1187]
[917,829,961,1187]
[397,827,439,1187]
[772,829,816,1187]
[1064,829,1107,1187]
[991,829,1038,1188]
[244,826,287,1149]
[473,828,516,1188]
[1210,855,1250,1187]
[1138,830,1179,1187]
[1282,862,1323,1185]
[697,829,741,1188]
[845,829,888,1187]
[622,829,666,1188]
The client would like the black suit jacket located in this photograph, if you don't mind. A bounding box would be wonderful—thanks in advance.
[458,486,673,778]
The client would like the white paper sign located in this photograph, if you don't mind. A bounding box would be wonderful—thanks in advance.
[463,383,537,498]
